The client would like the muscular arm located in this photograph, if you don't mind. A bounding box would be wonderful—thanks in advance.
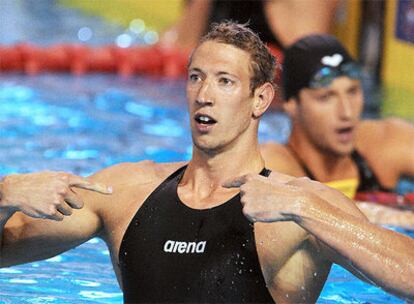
[0,171,111,267]
[225,173,414,300]
[0,161,183,270]
[295,185,414,300]
[1,205,101,267]
[271,238,332,303]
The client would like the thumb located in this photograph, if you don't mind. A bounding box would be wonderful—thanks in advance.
[222,175,248,188]
[268,171,296,184]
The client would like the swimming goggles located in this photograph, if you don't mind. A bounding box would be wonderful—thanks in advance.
[309,62,362,89]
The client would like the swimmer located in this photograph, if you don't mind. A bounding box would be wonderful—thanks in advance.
[261,34,414,229]
[1,22,414,303]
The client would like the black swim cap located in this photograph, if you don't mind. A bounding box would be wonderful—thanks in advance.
[282,34,356,100]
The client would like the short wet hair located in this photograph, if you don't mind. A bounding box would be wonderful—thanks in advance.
[198,21,276,95]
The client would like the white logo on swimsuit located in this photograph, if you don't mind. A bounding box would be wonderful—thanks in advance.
[163,240,207,254]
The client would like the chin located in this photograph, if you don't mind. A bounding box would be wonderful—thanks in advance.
[334,143,355,157]
[192,137,220,155]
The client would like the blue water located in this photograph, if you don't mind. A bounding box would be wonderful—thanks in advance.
[1,1,413,303]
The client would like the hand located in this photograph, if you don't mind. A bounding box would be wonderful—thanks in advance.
[0,171,112,221]
[224,170,363,223]
[223,172,310,223]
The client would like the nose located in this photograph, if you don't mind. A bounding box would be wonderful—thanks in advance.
[338,95,353,120]
[196,79,214,106]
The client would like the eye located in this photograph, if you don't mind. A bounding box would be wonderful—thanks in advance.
[189,73,201,82]
[347,85,361,96]
[218,77,234,86]
[315,92,334,102]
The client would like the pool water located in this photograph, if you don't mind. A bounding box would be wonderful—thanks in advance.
[0,238,121,304]
[1,1,413,303]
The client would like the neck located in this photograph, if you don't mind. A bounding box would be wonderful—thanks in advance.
[178,124,265,208]
[288,126,353,181]
[184,130,264,191]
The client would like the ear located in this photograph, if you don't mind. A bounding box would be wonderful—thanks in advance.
[283,96,298,118]
[252,83,275,118]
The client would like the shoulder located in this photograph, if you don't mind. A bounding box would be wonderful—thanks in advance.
[87,160,186,187]
[261,142,288,155]
[78,160,186,211]
[79,161,187,229]
[261,142,306,177]
[357,118,413,145]
[356,118,414,184]
[356,118,414,159]
[260,142,291,169]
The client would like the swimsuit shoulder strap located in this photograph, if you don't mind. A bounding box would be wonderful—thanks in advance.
[260,167,272,177]
[352,150,392,192]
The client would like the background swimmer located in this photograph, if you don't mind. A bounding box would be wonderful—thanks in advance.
[262,34,414,229]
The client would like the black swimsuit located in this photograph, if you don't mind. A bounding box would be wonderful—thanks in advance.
[207,0,284,49]
[287,146,392,192]
[119,166,275,303]
[350,150,392,192]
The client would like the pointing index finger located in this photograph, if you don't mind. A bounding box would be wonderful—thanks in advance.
[68,175,113,194]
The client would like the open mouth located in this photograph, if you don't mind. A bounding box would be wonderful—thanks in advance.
[337,126,353,134]
[336,126,354,142]
[194,113,217,125]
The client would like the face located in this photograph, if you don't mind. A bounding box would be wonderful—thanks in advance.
[186,40,257,154]
[294,76,363,156]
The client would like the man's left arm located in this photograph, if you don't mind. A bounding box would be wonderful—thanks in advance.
[290,179,414,301]
[224,173,414,301]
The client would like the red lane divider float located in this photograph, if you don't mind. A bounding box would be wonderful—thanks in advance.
[0,44,190,78]
[355,191,414,210]
[0,43,283,79]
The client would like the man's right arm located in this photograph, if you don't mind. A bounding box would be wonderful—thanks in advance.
[0,171,111,267]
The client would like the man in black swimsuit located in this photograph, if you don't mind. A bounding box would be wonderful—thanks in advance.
[1,22,414,303]
[261,34,414,227]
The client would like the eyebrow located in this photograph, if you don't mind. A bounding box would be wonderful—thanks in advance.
[310,88,335,95]
[216,71,238,78]
[188,67,202,73]
[189,67,237,76]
